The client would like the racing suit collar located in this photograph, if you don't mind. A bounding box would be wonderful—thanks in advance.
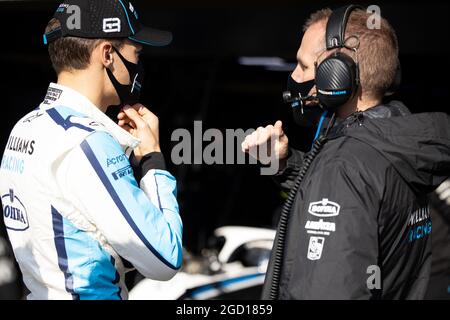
[41,83,140,149]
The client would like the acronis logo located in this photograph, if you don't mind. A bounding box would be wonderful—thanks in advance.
[308,198,340,217]
[2,189,29,231]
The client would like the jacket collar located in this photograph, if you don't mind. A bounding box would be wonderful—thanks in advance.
[40,83,140,149]
[327,101,411,140]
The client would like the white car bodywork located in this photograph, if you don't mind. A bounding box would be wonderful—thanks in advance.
[129,226,276,300]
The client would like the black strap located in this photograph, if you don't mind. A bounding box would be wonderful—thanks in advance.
[326,4,363,49]
[43,27,63,45]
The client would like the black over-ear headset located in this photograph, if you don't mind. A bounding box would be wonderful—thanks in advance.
[315,4,362,110]
[315,4,402,109]
[269,8,402,300]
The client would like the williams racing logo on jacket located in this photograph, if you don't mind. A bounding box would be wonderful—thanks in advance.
[407,206,431,243]
[308,198,340,217]
[2,189,29,231]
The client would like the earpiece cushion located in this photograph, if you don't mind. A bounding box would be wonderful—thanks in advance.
[315,52,358,109]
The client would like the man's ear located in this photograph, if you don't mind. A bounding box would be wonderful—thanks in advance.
[98,41,114,68]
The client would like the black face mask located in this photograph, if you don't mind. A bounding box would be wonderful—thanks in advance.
[287,73,315,99]
[106,47,145,106]
[286,73,324,128]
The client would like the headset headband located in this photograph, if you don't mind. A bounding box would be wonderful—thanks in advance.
[326,4,363,49]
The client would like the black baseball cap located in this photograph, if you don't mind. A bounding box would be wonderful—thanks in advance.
[43,0,172,47]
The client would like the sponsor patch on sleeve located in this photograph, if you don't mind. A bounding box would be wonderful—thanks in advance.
[308,198,340,217]
[307,236,325,261]
[2,189,29,231]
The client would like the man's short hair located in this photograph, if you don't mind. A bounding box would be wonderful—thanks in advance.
[303,8,399,99]
[46,18,125,74]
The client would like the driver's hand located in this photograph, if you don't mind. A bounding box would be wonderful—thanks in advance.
[118,104,160,161]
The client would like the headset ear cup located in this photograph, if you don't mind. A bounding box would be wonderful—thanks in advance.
[315,52,358,110]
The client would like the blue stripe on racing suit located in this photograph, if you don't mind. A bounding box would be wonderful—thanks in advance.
[79,131,182,271]
[52,206,122,300]
[47,106,94,132]
[51,206,79,300]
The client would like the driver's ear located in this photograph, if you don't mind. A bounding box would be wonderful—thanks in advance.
[100,42,114,68]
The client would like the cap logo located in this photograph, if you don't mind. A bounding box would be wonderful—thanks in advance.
[103,18,121,33]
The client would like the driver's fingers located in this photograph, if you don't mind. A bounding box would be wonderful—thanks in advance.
[123,106,147,129]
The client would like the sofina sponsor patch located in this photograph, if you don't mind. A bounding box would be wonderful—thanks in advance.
[308,198,340,217]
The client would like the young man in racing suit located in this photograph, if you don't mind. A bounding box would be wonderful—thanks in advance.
[0,0,182,299]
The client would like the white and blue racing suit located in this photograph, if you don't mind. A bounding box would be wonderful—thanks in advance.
[0,83,183,299]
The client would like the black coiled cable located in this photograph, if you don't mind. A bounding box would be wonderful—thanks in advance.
[269,113,336,300]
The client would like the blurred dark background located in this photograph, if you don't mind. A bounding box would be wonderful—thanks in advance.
[0,0,449,258]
